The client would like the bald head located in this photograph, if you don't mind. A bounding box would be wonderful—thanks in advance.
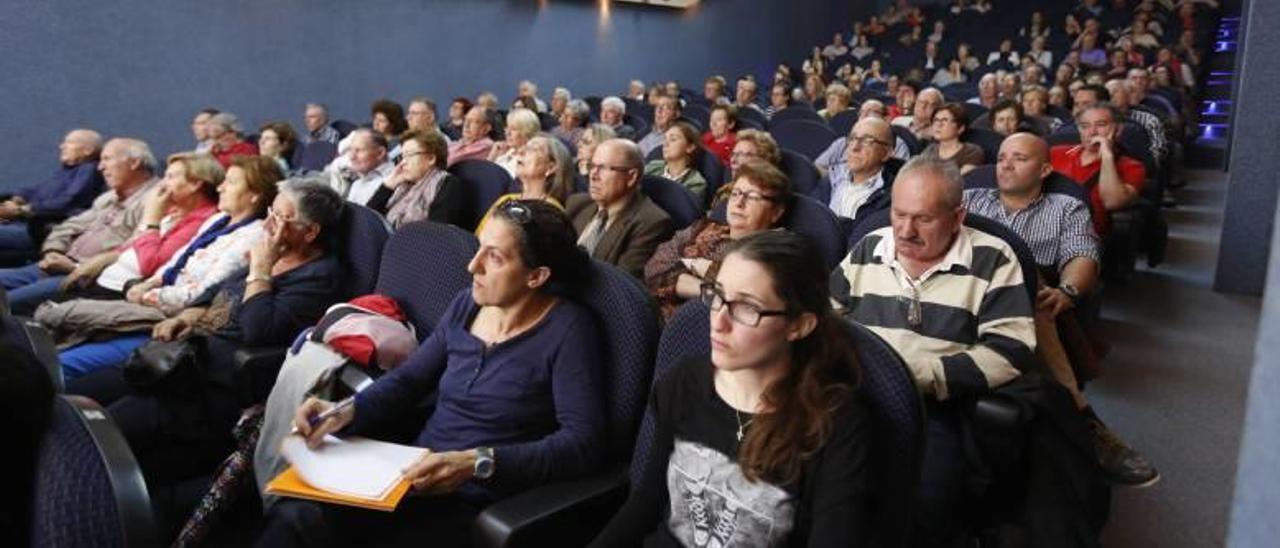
[995,133,1053,196]
[859,99,886,120]
[846,117,894,179]
[59,129,103,165]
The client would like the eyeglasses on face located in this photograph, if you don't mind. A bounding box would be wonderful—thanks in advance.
[728,188,779,205]
[700,283,788,327]
[587,163,634,175]
[848,135,890,148]
[267,206,306,227]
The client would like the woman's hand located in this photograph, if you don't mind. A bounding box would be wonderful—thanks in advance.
[141,184,174,227]
[151,317,192,342]
[401,450,477,495]
[125,278,158,304]
[248,229,285,278]
[293,397,355,449]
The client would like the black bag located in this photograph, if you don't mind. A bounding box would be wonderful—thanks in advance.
[123,338,200,391]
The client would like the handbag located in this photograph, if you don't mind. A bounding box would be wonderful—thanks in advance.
[123,337,200,391]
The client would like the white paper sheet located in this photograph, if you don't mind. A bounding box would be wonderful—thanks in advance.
[280,435,427,500]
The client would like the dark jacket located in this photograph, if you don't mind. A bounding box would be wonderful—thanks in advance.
[566,192,674,279]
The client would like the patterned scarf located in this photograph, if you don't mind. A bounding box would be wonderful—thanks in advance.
[385,169,447,228]
[161,215,258,285]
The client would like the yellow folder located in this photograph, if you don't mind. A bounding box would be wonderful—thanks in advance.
[265,465,413,512]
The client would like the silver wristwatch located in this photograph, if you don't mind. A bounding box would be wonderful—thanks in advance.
[474,447,495,480]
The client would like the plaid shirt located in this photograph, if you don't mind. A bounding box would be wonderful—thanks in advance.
[963,188,1099,272]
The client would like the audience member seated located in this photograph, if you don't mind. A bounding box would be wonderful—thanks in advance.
[703,75,729,105]
[702,104,739,167]
[1020,85,1062,133]
[67,177,345,487]
[39,156,283,379]
[207,112,259,168]
[325,129,394,207]
[258,121,300,173]
[922,103,985,174]
[643,121,709,204]
[964,133,1158,486]
[568,139,673,279]
[302,102,340,146]
[487,108,541,177]
[447,106,497,166]
[369,99,409,156]
[987,39,1021,69]
[968,74,1000,109]
[477,134,574,233]
[931,59,969,87]
[637,94,681,157]
[892,86,944,141]
[818,83,853,120]
[0,138,159,314]
[822,32,849,60]
[553,99,591,149]
[600,96,637,141]
[443,97,473,141]
[550,87,572,119]
[366,129,468,230]
[259,200,602,547]
[1050,103,1145,236]
[765,82,792,119]
[192,108,218,153]
[405,97,450,144]
[516,79,548,112]
[814,118,897,221]
[831,156,1037,546]
[733,76,765,114]
[0,129,105,255]
[576,124,617,177]
[850,33,875,61]
[59,152,222,302]
[596,230,871,546]
[1103,80,1168,163]
[650,156,792,314]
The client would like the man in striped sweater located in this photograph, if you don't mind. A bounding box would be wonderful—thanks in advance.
[830,155,1036,545]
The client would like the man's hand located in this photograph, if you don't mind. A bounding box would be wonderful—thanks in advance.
[0,201,23,220]
[152,317,192,342]
[1036,286,1074,317]
[401,450,477,495]
[38,252,77,274]
[248,229,285,278]
[125,278,158,304]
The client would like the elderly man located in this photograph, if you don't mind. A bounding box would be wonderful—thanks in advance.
[326,129,394,206]
[815,103,911,179]
[0,129,106,258]
[302,103,340,145]
[831,156,1037,545]
[394,97,451,160]
[733,77,764,114]
[812,118,898,221]
[965,133,1157,486]
[567,139,672,278]
[999,71,1022,101]
[627,79,646,102]
[892,86,943,141]
[553,100,590,149]
[968,73,1000,109]
[0,139,159,313]
[637,94,681,157]
[703,75,728,105]
[516,80,547,112]
[447,106,496,166]
[550,87,572,119]
[1051,103,1145,236]
[1104,79,1167,163]
[206,113,258,167]
[191,109,219,152]
[599,97,636,141]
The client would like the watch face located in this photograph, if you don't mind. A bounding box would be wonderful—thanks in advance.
[476,458,495,479]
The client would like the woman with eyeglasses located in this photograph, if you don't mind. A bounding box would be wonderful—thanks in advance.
[65,177,346,484]
[643,121,709,204]
[262,200,603,547]
[366,129,468,230]
[475,134,575,234]
[42,155,284,379]
[646,159,792,320]
[597,229,871,547]
[921,103,985,175]
[576,123,618,177]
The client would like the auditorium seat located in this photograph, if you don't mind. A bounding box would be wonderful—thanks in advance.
[639,175,703,231]
[450,159,516,231]
[770,105,826,125]
[829,109,859,138]
[779,148,823,196]
[961,127,1005,164]
[295,141,337,173]
[770,119,839,161]
[709,193,847,271]
[737,105,770,131]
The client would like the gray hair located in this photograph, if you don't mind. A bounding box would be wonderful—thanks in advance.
[1074,101,1124,125]
[605,138,644,171]
[566,99,591,122]
[601,96,626,114]
[277,175,345,232]
[208,112,242,134]
[552,87,572,101]
[897,154,963,209]
[110,138,158,174]
[305,102,329,115]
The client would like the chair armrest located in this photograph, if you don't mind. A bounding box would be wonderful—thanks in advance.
[473,466,630,548]
[971,395,1022,430]
[233,345,288,407]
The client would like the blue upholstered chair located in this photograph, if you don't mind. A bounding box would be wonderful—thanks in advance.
[961,127,1005,164]
[374,221,479,336]
[293,141,338,173]
[450,159,515,232]
[737,105,770,131]
[29,395,158,548]
[770,119,840,161]
[474,260,661,547]
[780,148,823,196]
[640,175,703,231]
[828,109,860,138]
[709,193,848,271]
[770,106,826,125]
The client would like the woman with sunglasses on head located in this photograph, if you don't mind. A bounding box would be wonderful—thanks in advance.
[645,159,791,320]
[597,230,872,548]
[261,200,603,547]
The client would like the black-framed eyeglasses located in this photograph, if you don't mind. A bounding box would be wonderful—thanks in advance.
[727,188,779,205]
[848,135,891,148]
[700,283,788,327]
[587,163,635,175]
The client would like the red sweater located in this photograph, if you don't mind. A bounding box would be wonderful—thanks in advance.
[122,201,219,278]
[1050,145,1145,235]
[701,132,736,167]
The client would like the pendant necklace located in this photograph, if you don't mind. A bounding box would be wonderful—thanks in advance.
[735,409,754,442]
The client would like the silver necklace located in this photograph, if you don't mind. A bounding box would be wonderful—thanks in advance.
[735,409,754,442]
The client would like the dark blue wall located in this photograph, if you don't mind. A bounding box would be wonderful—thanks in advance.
[0,0,871,187]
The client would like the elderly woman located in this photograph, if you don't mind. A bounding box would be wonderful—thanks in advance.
[41,155,284,379]
[818,83,853,120]
[67,177,347,483]
[488,108,541,177]
[365,129,468,230]
[645,159,791,319]
[643,121,709,203]
[554,99,591,149]
[922,103,985,174]
[476,134,575,234]
[258,121,300,173]
[576,123,617,176]
[701,104,739,167]
[598,230,871,546]
[262,200,602,547]
[59,152,223,300]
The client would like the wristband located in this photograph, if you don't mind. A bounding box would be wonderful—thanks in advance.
[246,273,272,285]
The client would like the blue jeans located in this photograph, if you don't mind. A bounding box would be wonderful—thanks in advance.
[59,334,151,380]
[0,222,33,251]
[0,263,65,314]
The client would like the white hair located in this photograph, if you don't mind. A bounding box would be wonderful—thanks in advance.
[601,96,626,114]
[553,87,572,100]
